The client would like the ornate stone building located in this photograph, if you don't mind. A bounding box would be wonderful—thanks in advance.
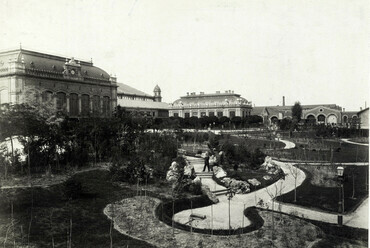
[117,84,169,118]
[169,90,252,118]
[0,48,117,117]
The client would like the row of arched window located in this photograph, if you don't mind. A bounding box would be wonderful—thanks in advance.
[41,91,110,117]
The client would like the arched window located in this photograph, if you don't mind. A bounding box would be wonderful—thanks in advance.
[306,115,316,124]
[0,89,9,104]
[343,116,348,123]
[317,114,326,123]
[102,96,110,116]
[92,95,100,116]
[42,91,53,102]
[327,115,337,124]
[70,93,79,116]
[56,92,67,112]
[81,94,90,117]
[270,116,278,123]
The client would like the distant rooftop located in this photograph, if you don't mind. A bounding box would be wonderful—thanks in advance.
[181,90,240,98]
[116,83,152,97]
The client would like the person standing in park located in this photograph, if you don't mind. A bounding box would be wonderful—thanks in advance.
[218,150,224,165]
[203,151,212,172]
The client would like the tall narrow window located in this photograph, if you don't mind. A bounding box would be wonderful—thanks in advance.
[56,92,66,112]
[0,89,9,104]
[102,96,110,116]
[70,93,79,116]
[92,95,100,116]
[42,91,53,102]
[81,94,90,117]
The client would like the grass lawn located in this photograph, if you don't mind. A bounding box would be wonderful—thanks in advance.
[277,164,369,213]
[221,136,285,150]
[180,137,285,156]
[0,170,157,248]
[268,139,369,163]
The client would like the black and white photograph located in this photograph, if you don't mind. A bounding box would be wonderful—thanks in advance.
[0,0,369,247]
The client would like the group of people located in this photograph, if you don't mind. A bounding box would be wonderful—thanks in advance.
[168,149,225,182]
[202,150,224,172]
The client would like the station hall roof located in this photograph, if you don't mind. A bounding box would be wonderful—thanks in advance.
[0,48,111,80]
[118,99,170,110]
[117,83,153,97]
[173,91,250,105]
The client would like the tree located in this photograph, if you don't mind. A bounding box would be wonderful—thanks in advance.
[291,102,303,123]
[288,164,300,202]
[279,118,293,131]
[231,116,242,129]
[219,116,230,128]
[261,180,285,241]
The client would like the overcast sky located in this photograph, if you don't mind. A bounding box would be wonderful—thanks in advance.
[1,0,368,111]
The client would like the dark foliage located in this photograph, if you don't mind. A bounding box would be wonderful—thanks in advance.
[63,178,83,200]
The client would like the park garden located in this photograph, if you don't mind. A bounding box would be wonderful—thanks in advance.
[0,101,368,247]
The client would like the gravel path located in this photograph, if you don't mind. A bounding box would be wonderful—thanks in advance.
[341,138,369,147]
[174,139,368,230]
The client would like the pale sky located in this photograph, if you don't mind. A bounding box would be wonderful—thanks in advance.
[1,0,369,111]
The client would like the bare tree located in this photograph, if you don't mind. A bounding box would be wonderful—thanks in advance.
[265,180,286,240]
[288,164,300,202]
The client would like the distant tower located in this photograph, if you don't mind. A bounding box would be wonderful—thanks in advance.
[153,84,162,102]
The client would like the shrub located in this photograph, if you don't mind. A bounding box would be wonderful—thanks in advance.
[63,178,83,200]
[185,182,202,195]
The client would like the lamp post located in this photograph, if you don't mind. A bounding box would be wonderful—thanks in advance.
[337,166,344,226]
[226,188,235,235]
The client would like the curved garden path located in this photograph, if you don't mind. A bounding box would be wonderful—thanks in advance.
[341,138,369,147]
[174,139,368,230]
[277,138,296,149]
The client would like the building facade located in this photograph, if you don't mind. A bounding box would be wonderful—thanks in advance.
[0,48,117,117]
[169,90,252,118]
[357,108,369,129]
[117,84,169,118]
[252,97,360,127]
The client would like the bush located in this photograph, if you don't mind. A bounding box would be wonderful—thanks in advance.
[185,182,202,195]
[63,178,83,200]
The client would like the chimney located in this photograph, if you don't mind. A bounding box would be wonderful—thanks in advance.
[283,96,285,107]
[343,108,345,112]
[360,107,363,111]
[200,92,204,95]
[187,92,189,96]
[216,91,220,94]
[365,101,367,108]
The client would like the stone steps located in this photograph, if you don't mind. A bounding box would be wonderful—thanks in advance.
[196,172,214,178]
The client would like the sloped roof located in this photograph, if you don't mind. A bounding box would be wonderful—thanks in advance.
[0,49,110,79]
[116,83,153,97]
[254,104,341,111]
[118,99,169,110]
[251,106,291,117]
[173,92,249,105]
[357,108,369,115]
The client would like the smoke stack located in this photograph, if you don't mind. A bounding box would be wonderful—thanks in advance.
[365,101,367,108]
[283,96,285,107]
